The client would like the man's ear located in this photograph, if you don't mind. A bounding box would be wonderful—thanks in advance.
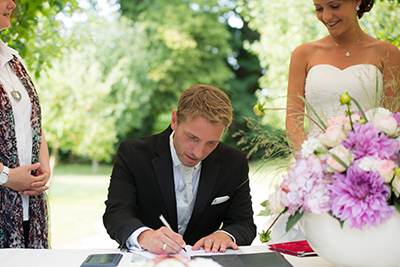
[171,110,178,131]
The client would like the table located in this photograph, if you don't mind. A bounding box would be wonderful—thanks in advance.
[0,246,334,267]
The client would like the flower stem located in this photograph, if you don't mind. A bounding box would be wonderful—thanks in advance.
[264,107,326,133]
[265,211,284,234]
[347,105,354,131]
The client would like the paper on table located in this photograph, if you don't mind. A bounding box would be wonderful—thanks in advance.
[130,245,240,262]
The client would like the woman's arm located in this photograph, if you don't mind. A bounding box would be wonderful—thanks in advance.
[382,41,400,113]
[286,45,309,152]
[14,129,51,195]
[38,130,51,181]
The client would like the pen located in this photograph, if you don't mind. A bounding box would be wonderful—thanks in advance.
[159,214,187,252]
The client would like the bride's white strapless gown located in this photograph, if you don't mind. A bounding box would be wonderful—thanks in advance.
[305,64,383,136]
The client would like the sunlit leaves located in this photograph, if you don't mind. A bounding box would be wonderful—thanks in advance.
[1,0,79,78]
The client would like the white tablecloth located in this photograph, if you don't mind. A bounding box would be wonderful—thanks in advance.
[0,246,334,267]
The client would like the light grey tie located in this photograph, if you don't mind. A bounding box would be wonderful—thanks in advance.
[176,164,195,235]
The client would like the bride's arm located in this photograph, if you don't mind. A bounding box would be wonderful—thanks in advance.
[382,41,400,113]
[286,45,308,152]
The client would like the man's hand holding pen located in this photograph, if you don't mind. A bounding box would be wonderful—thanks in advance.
[137,227,186,255]
[136,214,186,255]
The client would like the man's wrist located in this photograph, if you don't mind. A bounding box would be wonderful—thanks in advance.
[137,229,153,249]
[126,226,151,250]
[216,230,236,243]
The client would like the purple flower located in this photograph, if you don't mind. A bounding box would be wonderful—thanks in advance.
[330,164,395,229]
[344,122,400,160]
[393,112,400,129]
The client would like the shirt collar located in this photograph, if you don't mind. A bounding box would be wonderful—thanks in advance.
[0,39,19,68]
[169,131,201,170]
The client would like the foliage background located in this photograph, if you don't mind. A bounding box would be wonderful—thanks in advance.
[0,0,79,78]
[1,0,399,165]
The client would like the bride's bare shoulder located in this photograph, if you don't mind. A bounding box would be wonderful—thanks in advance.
[292,38,328,56]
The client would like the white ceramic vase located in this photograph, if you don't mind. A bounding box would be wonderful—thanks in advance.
[300,211,400,267]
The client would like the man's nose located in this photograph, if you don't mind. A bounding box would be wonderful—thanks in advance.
[192,143,205,159]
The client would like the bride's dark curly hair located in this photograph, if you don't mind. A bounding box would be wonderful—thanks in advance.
[357,0,374,18]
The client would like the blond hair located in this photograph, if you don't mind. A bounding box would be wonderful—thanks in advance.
[177,84,233,129]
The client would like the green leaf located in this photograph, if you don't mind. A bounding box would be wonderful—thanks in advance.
[258,209,273,216]
[258,200,273,216]
[258,230,271,243]
[394,199,400,213]
[260,200,268,207]
[389,87,400,111]
[328,211,344,228]
[315,148,349,170]
[286,212,304,232]
[303,97,327,130]
[349,96,368,123]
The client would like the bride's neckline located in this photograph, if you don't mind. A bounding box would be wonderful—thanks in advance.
[308,63,382,73]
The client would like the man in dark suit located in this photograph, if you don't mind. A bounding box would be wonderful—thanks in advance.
[103,84,256,254]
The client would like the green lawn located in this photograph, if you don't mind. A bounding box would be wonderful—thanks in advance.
[47,159,289,248]
[48,163,118,248]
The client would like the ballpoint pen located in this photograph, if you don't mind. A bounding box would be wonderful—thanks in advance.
[159,214,187,252]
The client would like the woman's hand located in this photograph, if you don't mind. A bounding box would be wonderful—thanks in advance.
[5,163,49,196]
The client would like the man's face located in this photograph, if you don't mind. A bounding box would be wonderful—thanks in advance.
[171,110,225,167]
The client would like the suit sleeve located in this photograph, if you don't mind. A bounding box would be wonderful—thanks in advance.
[103,141,145,247]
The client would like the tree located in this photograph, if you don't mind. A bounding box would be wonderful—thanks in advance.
[37,1,246,165]
[37,13,154,165]
[0,0,79,78]
[117,0,234,138]
[224,19,262,146]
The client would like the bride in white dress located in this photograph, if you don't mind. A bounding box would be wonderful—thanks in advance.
[271,0,400,243]
[286,0,400,151]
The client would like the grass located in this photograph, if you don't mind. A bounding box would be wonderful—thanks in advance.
[47,159,289,248]
[52,163,113,176]
[48,163,118,249]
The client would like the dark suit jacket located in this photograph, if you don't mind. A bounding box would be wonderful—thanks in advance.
[103,126,256,248]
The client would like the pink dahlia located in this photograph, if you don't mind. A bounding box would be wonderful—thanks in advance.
[330,164,395,229]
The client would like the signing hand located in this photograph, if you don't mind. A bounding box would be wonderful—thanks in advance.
[192,231,239,253]
[138,227,186,255]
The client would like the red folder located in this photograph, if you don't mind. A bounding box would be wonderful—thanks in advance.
[268,240,317,257]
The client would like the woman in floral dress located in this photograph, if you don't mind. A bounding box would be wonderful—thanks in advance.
[0,0,51,248]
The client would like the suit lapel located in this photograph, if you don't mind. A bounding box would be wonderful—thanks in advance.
[152,127,179,231]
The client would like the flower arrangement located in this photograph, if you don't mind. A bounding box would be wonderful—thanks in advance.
[259,93,400,241]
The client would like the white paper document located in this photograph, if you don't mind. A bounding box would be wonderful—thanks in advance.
[130,245,241,262]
